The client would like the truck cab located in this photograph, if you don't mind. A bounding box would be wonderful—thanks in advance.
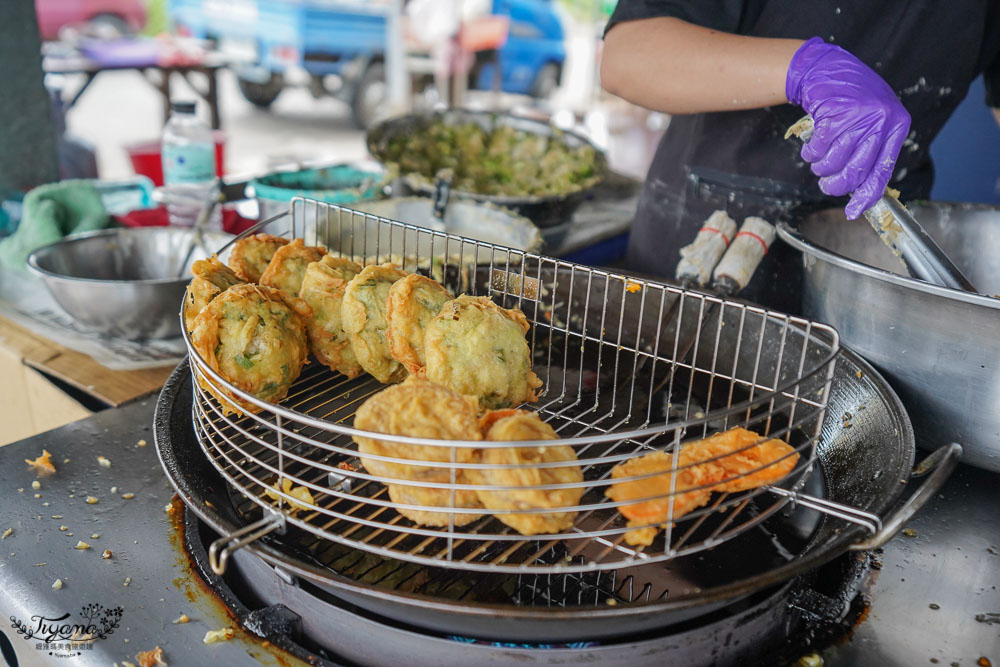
[169,0,566,128]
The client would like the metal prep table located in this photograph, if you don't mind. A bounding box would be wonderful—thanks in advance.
[0,396,996,666]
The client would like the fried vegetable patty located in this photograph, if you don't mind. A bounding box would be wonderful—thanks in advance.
[386,483,484,528]
[190,283,311,416]
[229,233,289,283]
[353,377,482,481]
[424,295,542,409]
[354,378,485,526]
[386,273,453,376]
[259,238,327,297]
[468,409,583,535]
[341,264,409,383]
[184,256,245,333]
[300,255,364,378]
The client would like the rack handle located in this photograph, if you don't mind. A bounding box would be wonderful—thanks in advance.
[849,442,962,551]
[208,512,285,575]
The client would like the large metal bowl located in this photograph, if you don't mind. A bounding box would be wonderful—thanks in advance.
[367,109,607,228]
[27,227,234,340]
[778,202,1000,471]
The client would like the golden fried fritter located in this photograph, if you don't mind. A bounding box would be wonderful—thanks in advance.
[467,410,583,535]
[228,233,289,282]
[183,256,245,332]
[300,255,364,377]
[387,482,484,527]
[259,238,327,297]
[190,283,311,416]
[341,264,409,383]
[353,378,481,482]
[386,273,453,376]
[424,296,542,409]
[354,378,485,526]
[606,427,800,546]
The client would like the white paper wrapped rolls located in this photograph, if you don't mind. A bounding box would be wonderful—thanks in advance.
[711,217,776,292]
[674,210,738,286]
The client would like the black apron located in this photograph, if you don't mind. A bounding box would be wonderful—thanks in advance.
[610,0,1000,313]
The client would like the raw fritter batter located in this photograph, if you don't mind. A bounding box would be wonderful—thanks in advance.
[468,409,584,535]
[228,233,289,283]
[606,427,800,546]
[300,255,364,378]
[341,263,409,383]
[183,256,245,332]
[386,273,453,376]
[190,283,311,417]
[424,295,542,409]
[353,378,484,526]
[381,121,602,197]
[259,238,327,297]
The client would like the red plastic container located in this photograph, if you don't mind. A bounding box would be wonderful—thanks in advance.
[126,131,226,186]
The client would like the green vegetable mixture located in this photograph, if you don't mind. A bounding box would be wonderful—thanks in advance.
[382,122,601,197]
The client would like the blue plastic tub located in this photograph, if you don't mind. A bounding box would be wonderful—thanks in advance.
[252,163,386,220]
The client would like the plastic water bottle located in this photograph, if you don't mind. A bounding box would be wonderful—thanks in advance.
[161,100,219,228]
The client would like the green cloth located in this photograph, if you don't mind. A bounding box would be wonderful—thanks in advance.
[0,179,111,271]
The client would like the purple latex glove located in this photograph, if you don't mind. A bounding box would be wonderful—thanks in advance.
[786,37,911,220]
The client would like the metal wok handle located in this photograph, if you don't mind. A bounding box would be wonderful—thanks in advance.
[849,442,963,551]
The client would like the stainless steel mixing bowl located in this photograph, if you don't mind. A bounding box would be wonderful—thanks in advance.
[27,227,234,340]
[778,202,1000,472]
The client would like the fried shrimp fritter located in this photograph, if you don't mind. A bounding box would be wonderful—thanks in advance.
[386,273,453,375]
[228,233,289,282]
[341,264,409,383]
[606,427,800,546]
[183,256,245,332]
[353,378,484,526]
[386,483,484,527]
[353,378,482,480]
[424,296,542,409]
[190,284,311,417]
[259,238,327,297]
[467,410,583,535]
[299,255,364,377]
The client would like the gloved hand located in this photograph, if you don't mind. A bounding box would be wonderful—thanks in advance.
[786,36,911,220]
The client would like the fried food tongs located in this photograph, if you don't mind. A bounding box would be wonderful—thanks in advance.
[786,116,977,293]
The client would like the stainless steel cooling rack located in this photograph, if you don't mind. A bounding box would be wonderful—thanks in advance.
[184,197,865,575]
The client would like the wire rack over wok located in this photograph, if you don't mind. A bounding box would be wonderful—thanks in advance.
[184,197,841,574]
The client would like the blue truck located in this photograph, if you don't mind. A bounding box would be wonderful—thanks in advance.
[169,0,566,128]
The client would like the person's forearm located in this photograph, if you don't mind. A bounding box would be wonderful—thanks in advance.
[601,17,804,114]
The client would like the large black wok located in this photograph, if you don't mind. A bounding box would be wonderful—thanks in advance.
[156,315,956,644]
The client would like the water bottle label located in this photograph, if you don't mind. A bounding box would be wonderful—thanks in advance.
[163,144,216,183]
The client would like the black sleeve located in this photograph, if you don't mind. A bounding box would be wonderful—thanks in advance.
[986,54,1000,108]
[605,0,748,37]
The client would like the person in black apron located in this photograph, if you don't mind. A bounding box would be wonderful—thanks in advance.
[602,1,1000,313]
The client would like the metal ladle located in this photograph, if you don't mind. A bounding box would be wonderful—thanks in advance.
[172,181,224,279]
[786,116,977,293]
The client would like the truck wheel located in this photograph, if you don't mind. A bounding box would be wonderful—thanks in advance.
[238,72,285,109]
[351,62,386,130]
[531,62,561,99]
[88,13,132,38]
